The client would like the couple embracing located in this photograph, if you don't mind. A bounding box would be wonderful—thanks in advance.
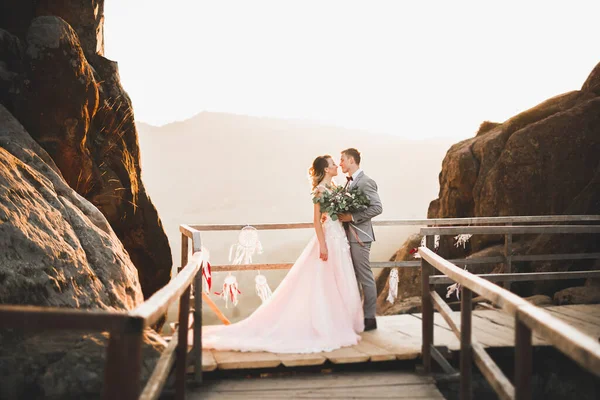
[203,148,383,353]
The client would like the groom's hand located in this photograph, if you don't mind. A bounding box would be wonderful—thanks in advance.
[337,213,353,222]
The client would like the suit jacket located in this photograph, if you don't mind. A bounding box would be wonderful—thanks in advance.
[346,171,383,243]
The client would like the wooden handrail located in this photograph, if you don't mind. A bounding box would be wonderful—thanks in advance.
[517,304,600,374]
[512,252,600,262]
[179,225,202,252]
[430,270,600,284]
[0,248,205,400]
[0,305,139,333]
[211,253,600,273]
[188,215,600,231]
[177,216,600,399]
[419,246,535,317]
[430,291,514,400]
[419,245,600,400]
[2,215,598,399]
[131,252,203,328]
[140,333,178,400]
[209,260,421,272]
[421,225,600,235]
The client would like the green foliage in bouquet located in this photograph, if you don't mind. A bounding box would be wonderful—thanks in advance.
[312,185,370,221]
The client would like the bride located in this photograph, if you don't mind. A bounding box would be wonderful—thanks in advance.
[201,155,364,353]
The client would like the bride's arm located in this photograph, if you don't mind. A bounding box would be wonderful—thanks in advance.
[313,202,328,261]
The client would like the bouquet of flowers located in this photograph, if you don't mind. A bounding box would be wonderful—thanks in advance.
[312,185,370,221]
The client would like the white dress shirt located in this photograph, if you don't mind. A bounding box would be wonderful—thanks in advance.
[349,168,363,188]
[348,168,363,221]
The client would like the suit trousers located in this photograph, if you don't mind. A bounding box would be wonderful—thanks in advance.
[349,241,376,319]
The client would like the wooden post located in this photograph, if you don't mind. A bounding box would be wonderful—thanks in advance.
[460,287,472,400]
[176,233,190,399]
[421,235,435,373]
[103,319,144,400]
[181,233,189,271]
[193,271,203,385]
[515,316,532,400]
[176,287,191,400]
[504,228,513,291]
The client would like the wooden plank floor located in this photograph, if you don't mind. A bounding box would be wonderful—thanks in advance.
[187,371,445,399]
[193,304,600,372]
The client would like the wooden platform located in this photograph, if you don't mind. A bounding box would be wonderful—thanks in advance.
[188,371,445,399]
[196,304,600,372]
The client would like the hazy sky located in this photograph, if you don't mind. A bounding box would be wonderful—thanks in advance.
[104,1,600,140]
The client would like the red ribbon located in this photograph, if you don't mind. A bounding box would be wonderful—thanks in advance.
[202,261,212,291]
[214,283,242,299]
[349,225,365,247]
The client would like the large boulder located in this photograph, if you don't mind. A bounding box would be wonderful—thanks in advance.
[0,104,142,308]
[429,64,600,228]
[554,286,600,305]
[384,62,600,314]
[0,2,172,396]
[5,14,171,298]
[0,104,164,399]
[554,278,600,305]
[425,61,600,299]
[87,51,172,298]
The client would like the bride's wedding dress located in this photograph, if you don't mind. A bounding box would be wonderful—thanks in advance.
[200,200,364,353]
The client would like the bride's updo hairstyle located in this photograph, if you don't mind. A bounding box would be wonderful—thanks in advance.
[309,155,331,189]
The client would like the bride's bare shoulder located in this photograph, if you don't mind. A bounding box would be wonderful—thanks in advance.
[313,185,326,196]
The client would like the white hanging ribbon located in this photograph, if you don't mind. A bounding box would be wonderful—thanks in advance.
[454,234,473,249]
[386,269,399,304]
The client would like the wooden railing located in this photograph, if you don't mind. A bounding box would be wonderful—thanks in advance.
[0,228,203,400]
[418,224,600,400]
[189,215,600,273]
[1,215,599,399]
[186,215,600,390]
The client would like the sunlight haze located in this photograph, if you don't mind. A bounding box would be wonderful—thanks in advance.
[104,0,600,140]
[99,0,600,323]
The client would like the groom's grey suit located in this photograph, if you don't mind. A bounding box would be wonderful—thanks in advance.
[346,171,383,319]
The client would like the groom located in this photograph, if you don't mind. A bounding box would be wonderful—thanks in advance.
[338,148,383,331]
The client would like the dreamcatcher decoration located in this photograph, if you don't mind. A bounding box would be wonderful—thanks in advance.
[255,273,273,304]
[228,225,273,304]
[386,269,399,304]
[215,274,241,308]
[229,225,264,264]
[215,225,272,307]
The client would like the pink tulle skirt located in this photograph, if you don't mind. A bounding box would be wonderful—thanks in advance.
[199,217,364,353]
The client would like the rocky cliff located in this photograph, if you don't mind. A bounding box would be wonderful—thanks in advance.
[0,1,172,298]
[0,1,172,398]
[379,61,600,313]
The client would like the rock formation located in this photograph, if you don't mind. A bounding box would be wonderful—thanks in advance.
[0,105,143,308]
[0,101,164,399]
[0,2,171,298]
[0,1,172,398]
[381,61,600,314]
